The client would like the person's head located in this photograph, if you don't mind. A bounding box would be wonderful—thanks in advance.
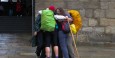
[48,5,56,12]
[55,7,65,15]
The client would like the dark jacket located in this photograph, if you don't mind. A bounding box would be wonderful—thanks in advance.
[34,14,41,32]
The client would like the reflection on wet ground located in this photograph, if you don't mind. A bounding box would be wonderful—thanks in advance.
[0,33,115,58]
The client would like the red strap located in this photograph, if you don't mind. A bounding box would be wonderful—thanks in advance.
[62,22,65,30]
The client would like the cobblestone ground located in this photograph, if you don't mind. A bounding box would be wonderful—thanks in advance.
[0,33,115,58]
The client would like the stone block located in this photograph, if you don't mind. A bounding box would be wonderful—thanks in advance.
[90,0,100,2]
[110,0,115,2]
[106,26,115,34]
[83,1,100,9]
[50,2,65,8]
[85,9,93,18]
[35,1,65,9]
[94,9,105,18]
[67,2,83,9]
[101,2,109,9]
[109,20,115,26]
[89,33,112,42]
[82,27,104,33]
[82,20,89,27]
[100,18,109,26]
[82,27,93,32]
[112,35,115,42]
[45,1,65,8]
[35,0,63,2]
[100,18,115,26]
[79,0,89,2]
[106,9,115,18]
[79,9,85,17]
[78,34,89,43]
[82,17,89,27]
[89,18,98,26]
[100,0,110,2]
[109,2,115,9]
[93,27,105,33]
[35,2,45,10]
[91,0,100,2]
[59,0,75,1]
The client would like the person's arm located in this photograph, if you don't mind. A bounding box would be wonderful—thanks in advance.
[33,14,41,36]
[65,16,73,22]
[54,15,66,20]
[65,12,73,22]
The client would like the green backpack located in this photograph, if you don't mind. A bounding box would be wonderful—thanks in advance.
[40,9,56,31]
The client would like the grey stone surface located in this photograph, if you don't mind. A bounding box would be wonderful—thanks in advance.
[100,18,110,26]
[94,9,105,18]
[105,26,115,34]
[89,18,98,26]
[79,9,85,17]
[79,0,89,2]
[100,0,110,2]
[100,18,115,26]
[85,9,93,18]
[83,1,100,9]
[101,2,109,9]
[110,0,115,2]
[77,34,89,43]
[106,9,115,18]
[67,2,83,9]
[112,35,115,42]
[78,31,113,43]
[88,32,112,42]
[82,17,89,27]
[109,2,115,9]
[91,0,100,2]
[82,27,93,32]
[93,27,105,33]
[44,2,65,8]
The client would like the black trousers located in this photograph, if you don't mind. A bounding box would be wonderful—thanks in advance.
[35,30,63,58]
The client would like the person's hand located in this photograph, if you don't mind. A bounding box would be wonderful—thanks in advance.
[65,16,73,22]
[34,32,37,36]
[65,16,69,21]
[65,16,69,19]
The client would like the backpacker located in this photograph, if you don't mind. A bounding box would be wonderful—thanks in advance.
[68,10,82,34]
[40,9,56,31]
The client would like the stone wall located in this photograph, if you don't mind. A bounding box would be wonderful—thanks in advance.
[35,0,115,44]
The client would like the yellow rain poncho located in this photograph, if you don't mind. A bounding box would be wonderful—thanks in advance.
[68,10,82,34]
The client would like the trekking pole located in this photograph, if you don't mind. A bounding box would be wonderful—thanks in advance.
[67,19,80,58]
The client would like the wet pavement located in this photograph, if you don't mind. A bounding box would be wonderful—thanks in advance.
[0,33,115,58]
[0,33,36,58]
